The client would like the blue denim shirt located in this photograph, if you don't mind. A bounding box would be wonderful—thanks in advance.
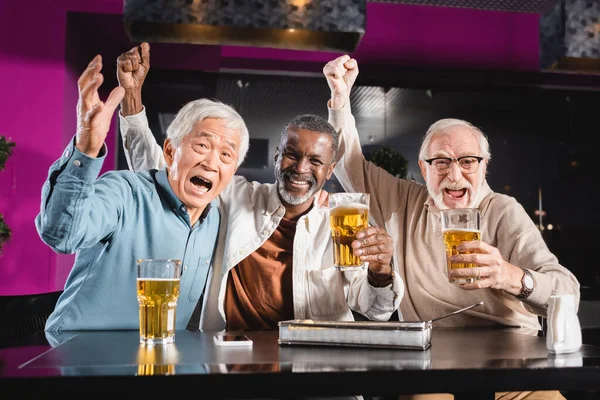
[35,138,219,331]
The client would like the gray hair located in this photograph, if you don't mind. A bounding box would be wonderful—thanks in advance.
[279,114,339,160]
[166,98,250,168]
[418,118,491,162]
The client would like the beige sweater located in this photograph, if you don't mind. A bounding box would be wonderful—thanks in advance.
[329,104,580,334]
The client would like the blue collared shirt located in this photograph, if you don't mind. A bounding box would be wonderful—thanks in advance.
[35,138,219,331]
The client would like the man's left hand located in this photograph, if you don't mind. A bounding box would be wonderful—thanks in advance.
[448,240,524,295]
[352,226,394,277]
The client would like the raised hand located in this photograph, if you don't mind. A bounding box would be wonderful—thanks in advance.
[352,226,395,282]
[322,55,359,109]
[117,42,150,91]
[116,42,150,115]
[75,55,125,158]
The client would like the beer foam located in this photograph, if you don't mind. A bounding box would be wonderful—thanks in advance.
[442,228,480,233]
[331,203,369,212]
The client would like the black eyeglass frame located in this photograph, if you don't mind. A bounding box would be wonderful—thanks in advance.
[424,156,484,175]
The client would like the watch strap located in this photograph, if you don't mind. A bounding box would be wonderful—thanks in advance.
[517,268,534,299]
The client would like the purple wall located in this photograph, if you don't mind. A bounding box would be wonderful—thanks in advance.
[0,1,540,296]
[0,0,124,296]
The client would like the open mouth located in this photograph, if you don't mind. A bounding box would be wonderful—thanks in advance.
[287,176,310,186]
[284,174,313,190]
[190,175,213,193]
[445,188,467,199]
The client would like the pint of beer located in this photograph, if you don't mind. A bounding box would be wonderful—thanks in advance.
[137,259,182,345]
[440,208,481,284]
[329,193,370,271]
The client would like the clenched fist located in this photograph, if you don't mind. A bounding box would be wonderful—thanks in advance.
[323,55,359,109]
[116,42,150,115]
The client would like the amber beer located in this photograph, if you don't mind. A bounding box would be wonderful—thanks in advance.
[136,259,182,345]
[440,208,481,284]
[329,199,369,270]
[443,229,481,284]
[137,278,180,344]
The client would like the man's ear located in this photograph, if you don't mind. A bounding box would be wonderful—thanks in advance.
[273,146,280,166]
[418,160,428,182]
[325,161,337,180]
[163,138,175,167]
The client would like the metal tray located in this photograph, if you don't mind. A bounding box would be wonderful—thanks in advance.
[278,319,432,350]
[277,302,483,350]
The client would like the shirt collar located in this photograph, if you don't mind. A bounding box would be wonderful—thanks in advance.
[266,183,284,216]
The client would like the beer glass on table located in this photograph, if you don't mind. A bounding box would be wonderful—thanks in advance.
[137,259,182,345]
[329,192,370,271]
[440,208,481,284]
[136,341,180,375]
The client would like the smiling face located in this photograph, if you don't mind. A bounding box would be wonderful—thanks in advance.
[274,128,336,208]
[164,118,240,221]
[418,125,488,210]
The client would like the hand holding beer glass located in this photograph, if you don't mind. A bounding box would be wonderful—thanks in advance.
[329,192,370,270]
[137,259,182,345]
[441,208,481,284]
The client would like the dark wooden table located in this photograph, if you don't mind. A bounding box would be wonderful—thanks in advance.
[2,328,600,399]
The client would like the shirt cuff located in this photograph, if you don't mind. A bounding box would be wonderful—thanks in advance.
[369,272,402,302]
[118,105,149,136]
[59,136,106,182]
[523,269,553,308]
[328,102,351,129]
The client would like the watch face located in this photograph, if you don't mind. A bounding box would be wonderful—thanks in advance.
[524,274,534,289]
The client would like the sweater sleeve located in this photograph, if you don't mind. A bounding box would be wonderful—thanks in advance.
[490,196,581,316]
[329,103,404,229]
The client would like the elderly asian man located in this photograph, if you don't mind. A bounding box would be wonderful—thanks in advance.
[35,53,248,331]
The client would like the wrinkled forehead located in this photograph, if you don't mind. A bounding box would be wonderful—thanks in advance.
[429,126,481,157]
[283,128,333,148]
[188,118,241,145]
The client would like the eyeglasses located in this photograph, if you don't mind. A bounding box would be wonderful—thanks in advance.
[425,156,484,175]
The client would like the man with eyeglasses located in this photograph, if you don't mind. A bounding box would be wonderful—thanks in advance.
[324,55,579,400]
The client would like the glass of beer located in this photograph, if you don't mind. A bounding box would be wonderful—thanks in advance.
[440,208,481,284]
[136,342,179,375]
[136,259,182,345]
[329,192,370,271]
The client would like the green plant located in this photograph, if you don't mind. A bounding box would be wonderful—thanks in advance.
[0,135,15,251]
[0,136,15,171]
[365,145,408,179]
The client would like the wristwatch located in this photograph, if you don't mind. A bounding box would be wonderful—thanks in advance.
[517,268,534,299]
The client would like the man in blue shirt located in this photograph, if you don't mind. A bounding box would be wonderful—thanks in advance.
[35,53,248,331]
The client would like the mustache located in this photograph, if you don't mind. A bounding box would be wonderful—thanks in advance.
[439,178,473,192]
